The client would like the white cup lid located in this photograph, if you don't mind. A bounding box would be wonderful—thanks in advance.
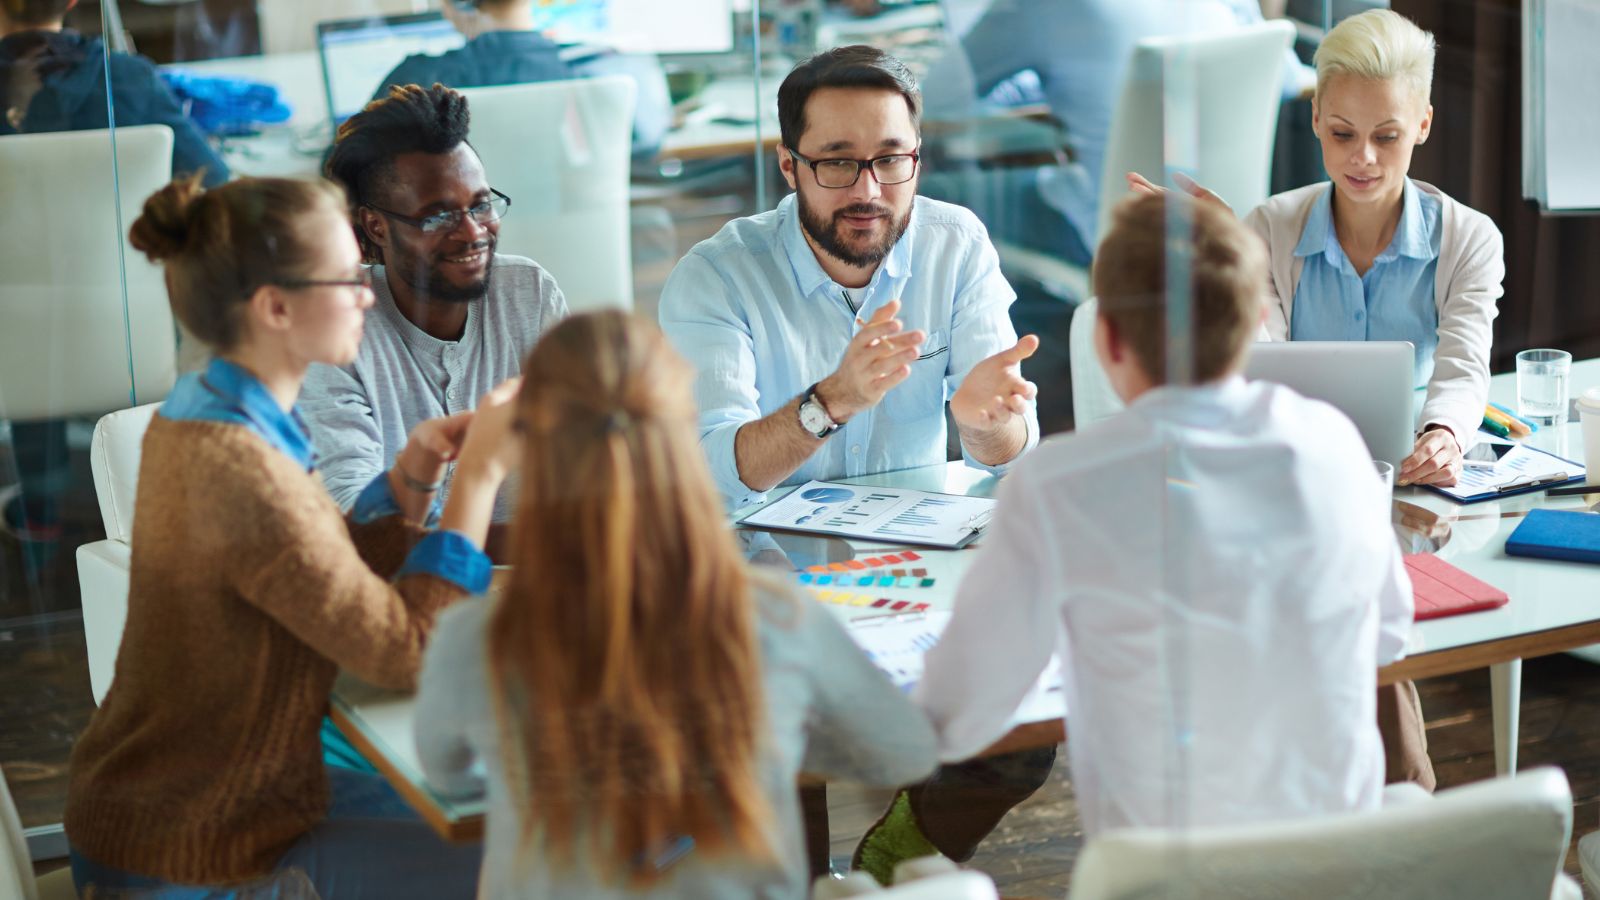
[1579,387,1600,411]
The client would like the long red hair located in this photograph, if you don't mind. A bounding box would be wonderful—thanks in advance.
[488,311,773,886]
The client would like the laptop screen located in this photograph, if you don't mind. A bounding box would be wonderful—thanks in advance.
[317,13,465,124]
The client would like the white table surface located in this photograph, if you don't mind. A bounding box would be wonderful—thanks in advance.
[1383,357,1600,663]
[336,360,1600,837]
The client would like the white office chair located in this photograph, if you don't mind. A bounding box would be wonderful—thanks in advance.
[77,402,160,705]
[2,770,77,900]
[1067,298,1124,430]
[457,76,637,313]
[1095,20,1293,239]
[1067,767,1580,900]
[813,855,998,900]
[0,125,178,423]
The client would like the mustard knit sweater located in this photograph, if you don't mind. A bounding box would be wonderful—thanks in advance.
[65,417,466,884]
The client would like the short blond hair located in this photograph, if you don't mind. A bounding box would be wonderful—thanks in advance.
[1314,9,1436,104]
[1091,193,1267,384]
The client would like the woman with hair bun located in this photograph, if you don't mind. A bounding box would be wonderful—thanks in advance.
[63,173,516,898]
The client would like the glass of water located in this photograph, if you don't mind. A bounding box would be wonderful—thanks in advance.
[1375,460,1395,492]
[1517,349,1572,426]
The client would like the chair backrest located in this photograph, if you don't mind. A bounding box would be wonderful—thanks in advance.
[90,403,161,543]
[1067,767,1575,900]
[0,768,38,900]
[457,77,637,313]
[1068,297,1125,430]
[0,125,178,422]
[1096,20,1294,241]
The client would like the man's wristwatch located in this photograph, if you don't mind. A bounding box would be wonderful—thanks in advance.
[798,383,841,439]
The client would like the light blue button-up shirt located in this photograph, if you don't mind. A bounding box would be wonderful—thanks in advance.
[659,193,1037,508]
[1289,179,1443,389]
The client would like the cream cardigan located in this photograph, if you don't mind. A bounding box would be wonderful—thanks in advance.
[1243,179,1505,445]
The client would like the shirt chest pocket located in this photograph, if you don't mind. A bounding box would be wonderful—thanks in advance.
[882,328,949,423]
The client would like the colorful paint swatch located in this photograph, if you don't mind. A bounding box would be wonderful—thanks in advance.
[807,564,828,574]
[872,598,892,608]
[828,562,849,573]
[901,551,922,561]
[891,600,909,611]
[850,594,874,607]
[844,559,866,570]
[920,578,936,588]
[911,568,928,577]
[882,554,903,564]
[912,603,930,612]
[864,557,885,567]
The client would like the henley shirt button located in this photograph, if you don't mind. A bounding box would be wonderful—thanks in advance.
[850,445,861,455]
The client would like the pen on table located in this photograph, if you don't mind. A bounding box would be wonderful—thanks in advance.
[1483,405,1530,438]
[964,510,994,533]
[1544,482,1600,497]
[1479,415,1511,439]
[1489,402,1539,433]
[1496,472,1571,493]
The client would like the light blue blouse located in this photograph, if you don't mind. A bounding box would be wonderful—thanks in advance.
[1288,179,1443,389]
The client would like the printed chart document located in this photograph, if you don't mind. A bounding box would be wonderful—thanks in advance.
[1430,442,1586,503]
[848,611,1066,727]
[738,480,997,549]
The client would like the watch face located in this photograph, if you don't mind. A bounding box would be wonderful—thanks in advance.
[799,399,832,436]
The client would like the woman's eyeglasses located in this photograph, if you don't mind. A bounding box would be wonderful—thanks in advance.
[276,268,374,292]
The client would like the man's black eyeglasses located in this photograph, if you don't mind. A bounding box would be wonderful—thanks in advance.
[364,189,512,235]
[787,148,921,189]
[276,269,374,291]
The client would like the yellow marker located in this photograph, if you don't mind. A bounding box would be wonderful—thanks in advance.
[1483,405,1530,437]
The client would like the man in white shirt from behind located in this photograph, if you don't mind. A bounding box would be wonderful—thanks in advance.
[917,192,1413,836]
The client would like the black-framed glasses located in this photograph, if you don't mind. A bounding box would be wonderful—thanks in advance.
[364,188,512,235]
[276,268,374,292]
[787,147,921,189]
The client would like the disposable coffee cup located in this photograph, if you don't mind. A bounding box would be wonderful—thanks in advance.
[1579,388,1600,476]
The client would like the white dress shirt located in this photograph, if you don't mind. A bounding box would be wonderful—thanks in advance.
[916,376,1412,836]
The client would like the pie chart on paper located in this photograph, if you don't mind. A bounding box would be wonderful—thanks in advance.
[800,487,855,504]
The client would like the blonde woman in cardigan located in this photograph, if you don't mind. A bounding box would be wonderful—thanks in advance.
[1132,9,1504,489]
[64,174,518,899]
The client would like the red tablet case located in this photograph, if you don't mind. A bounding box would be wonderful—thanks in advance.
[1403,554,1509,621]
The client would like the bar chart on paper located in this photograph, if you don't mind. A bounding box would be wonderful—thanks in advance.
[739,480,997,548]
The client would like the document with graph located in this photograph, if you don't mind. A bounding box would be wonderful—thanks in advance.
[738,480,997,548]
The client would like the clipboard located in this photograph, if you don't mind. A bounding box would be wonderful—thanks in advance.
[736,480,996,549]
[1423,442,1586,504]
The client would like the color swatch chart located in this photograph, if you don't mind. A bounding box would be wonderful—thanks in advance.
[799,551,936,613]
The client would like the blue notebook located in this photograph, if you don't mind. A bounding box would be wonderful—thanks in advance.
[1505,509,1600,564]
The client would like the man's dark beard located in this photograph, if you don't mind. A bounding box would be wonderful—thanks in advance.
[797,192,913,269]
[385,235,495,304]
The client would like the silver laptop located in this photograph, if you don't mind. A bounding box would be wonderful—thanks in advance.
[1244,341,1416,466]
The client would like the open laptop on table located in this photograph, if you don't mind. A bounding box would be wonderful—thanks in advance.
[1244,341,1416,467]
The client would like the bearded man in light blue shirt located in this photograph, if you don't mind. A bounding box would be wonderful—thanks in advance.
[658,44,1057,883]
[659,45,1041,511]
